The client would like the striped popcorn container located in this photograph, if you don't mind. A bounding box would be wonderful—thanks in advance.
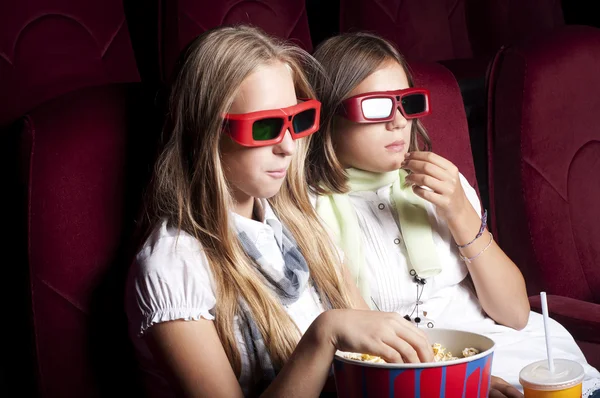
[333,329,495,398]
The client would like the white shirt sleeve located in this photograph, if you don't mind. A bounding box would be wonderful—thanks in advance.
[128,225,217,337]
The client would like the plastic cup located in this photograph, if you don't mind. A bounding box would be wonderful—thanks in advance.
[519,358,585,398]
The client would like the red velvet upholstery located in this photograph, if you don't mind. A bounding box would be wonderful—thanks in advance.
[0,1,140,127]
[10,85,152,397]
[488,25,600,364]
[530,295,600,369]
[338,0,564,66]
[488,25,600,301]
[339,0,472,63]
[466,0,564,57]
[160,0,312,81]
[412,62,478,190]
[530,296,600,345]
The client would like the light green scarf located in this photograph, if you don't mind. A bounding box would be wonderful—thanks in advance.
[315,168,441,305]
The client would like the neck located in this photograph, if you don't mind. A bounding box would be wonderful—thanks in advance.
[232,190,255,220]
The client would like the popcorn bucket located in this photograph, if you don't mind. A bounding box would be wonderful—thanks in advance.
[333,328,495,398]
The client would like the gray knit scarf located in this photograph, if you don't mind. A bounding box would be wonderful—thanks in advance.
[236,219,312,393]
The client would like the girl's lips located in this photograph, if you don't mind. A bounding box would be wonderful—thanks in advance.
[266,169,287,178]
[385,140,406,152]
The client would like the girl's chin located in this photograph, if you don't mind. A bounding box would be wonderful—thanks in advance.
[348,153,407,173]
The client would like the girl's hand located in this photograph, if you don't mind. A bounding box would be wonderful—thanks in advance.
[315,309,435,363]
[489,376,524,398]
[402,151,471,222]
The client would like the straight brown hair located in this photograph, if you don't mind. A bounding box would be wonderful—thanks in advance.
[306,32,432,194]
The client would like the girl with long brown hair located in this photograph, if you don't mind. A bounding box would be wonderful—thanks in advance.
[306,31,600,397]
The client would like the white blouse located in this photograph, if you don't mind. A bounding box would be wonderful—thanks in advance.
[125,199,324,397]
[345,173,600,396]
[350,173,486,326]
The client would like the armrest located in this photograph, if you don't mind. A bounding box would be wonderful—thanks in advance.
[529,294,600,344]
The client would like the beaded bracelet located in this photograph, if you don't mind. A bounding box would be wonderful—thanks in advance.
[459,232,494,264]
[457,209,488,249]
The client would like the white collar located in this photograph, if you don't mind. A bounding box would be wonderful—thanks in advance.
[232,198,283,246]
[349,182,393,199]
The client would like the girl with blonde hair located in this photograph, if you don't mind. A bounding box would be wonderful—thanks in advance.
[125,26,433,398]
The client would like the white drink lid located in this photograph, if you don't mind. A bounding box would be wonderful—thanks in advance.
[519,359,585,391]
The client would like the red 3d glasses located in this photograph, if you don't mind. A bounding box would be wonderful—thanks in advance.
[223,99,321,147]
[338,88,430,123]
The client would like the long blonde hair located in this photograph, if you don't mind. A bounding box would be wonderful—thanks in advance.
[146,25,353,376]
[306,32,432,194]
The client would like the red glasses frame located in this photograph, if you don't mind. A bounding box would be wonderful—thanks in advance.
[338,88,431,123]
[223,99,321,147]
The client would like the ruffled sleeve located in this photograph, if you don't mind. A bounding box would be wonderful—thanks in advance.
[127,223,217,337]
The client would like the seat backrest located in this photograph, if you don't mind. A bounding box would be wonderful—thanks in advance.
[339,0,472,63]
[466,0,564,56]
[0,0,140,126]
[487,25,600,302]
[7,85,153,397]
[160,0,313,81]
[412,62,478,192]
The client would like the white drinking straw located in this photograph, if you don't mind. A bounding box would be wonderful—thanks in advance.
[540,292,555,373]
